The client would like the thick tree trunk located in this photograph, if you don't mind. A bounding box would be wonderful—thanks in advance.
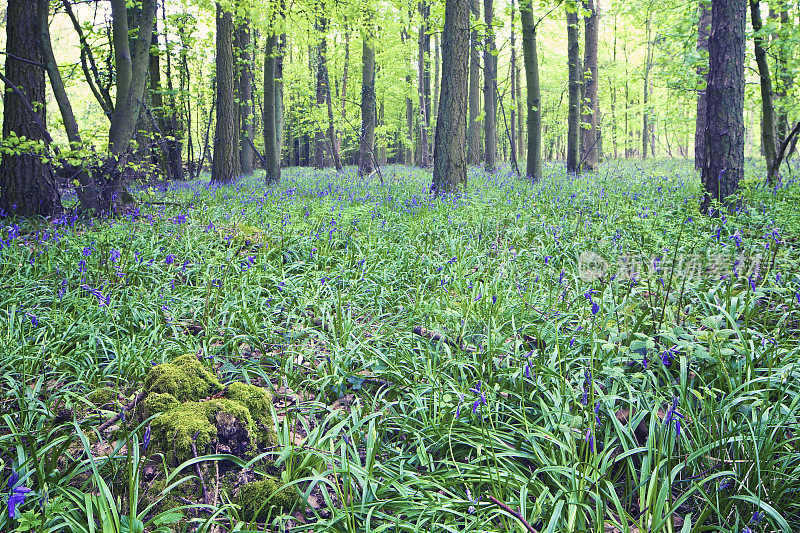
[483,0,497,172]
[467,0,481,164]
[520,0,541,181]
[431,0,469,193]
[1,0,62,217]
[774,7,791,145]
[238,21,254,175]
[701,0,746,216]
[509,0,517,166]
[695,0,711,168]
[566,2,580,173]
[275,31,286,156]
[580,0,599,171]
[433,32,440,125]
[263,33,281,183]
[750,0,777,180]
[358,14,377,177]
[212,4,237,183]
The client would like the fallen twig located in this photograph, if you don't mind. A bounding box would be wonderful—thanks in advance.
[190,432,210,505]
[486,494,539,533]
[97,390,147,433]
[412,325,476,352]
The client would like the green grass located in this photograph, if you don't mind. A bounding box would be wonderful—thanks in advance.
[1,159,799,532]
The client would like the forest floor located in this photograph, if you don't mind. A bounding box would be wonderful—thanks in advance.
[2,160,800,532]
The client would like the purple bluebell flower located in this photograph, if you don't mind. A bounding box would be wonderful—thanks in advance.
[663,397,685,437]
[584,427,595,452]
[80,284,110,306]
[78,260,86,273]
[143,425,151,451]
[110,249,121,263]
[165,254,176,265]
[491,295,497,306]
[82,246,92,257]
[730,230,743,248]
[7,471,31,519]
[749,511,764,524]
[26,312,38,327]
[591,300,599,316]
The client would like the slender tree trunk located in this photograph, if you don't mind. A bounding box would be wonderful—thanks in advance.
[379,98,387,165]
[212,3,236,183]
[580,0,599,171]
[358,12,376,176]
[695,0,711,168]
[162,3,183,181]
[642,10,653,159]
[566,1,580,173]
[314,8,330,169]
[263,33,280,183]
[750,0,778,180]
[433,32,440,125]
[402,25,415,165]
[432,0,469,193]
[275,31,286,157]
[149,20,168,179]
[483,0,497,172]
[701,0,746,215]
[1,0,62,217]
[467,0,481,164]
[509,0,517,165]
[417,2,431,166]
[775,6,791,144]
[238,21,254,175]
[520,0,541,181]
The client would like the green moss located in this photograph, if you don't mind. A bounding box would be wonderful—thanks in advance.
[225,382,277,448]
[149,398,258,465]
[236,477,298,522]
[141,392,179,419]
[87,388,118,407]
[144,354,222,402]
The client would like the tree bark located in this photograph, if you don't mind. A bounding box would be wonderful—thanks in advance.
[263,32,281,183]
[433,32,440,125]
[642,11,652,159]
[701,0,746,216]
[212,3,237,183]
[509,0,517,166]
[417,2,431,167]
[1,0,62,217]
[358,13,377,176]
[580,0,599,171]
[314,8,330,169]
[520,0,541,181]
[695,0,711,168]
[467,0,481,164]
[566,1,580,173]
[774,6,791,145]
[431,0,469,193]
[238,21,254,175]
[483,0,497,172]
[750,0,777,181]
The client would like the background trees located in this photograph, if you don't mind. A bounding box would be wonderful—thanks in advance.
[1,0,798,215]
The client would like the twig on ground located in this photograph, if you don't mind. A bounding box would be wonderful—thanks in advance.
[486,494,539,533]
[412,325,476,352]
[97,390,147,433]
[190,432,210,505]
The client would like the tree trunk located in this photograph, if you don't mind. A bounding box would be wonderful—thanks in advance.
[509,0,517,166]
[212,4,237,183]
[314,9,330,169]
[162,3,183,181]
[358,13,376,177]
[642,11,653,159]
[750,0,777,180]
[431,0,469,193]
[695,0,711,168]
[238,21,254,175]
[774,6,791,145]
[417,2,431,167]
[467,0,481,164]
[433,32,440,125]
[1,0,62,217]
[275,30,286,157]
[483,0,497,172]
[566,2,580,173]
[701,0,746,216]
[263,33,281,183]
[580,0,599,171]
[520,0,541,181]
[402,25,415,165]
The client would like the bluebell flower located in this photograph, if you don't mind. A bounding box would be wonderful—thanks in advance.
[591,300,599,316]
[749,511,764,524]
[165,254,175,265]
[26,312,38,327]
[663,397,685,437]
[584,427,595,452]
[110,249,121,263]
[143,425,151,451]
[82,246,92,257]
[7,471,32,520]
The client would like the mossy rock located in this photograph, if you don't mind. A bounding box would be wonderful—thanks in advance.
[141,392,180,419]
[226,382,277,448]
[144,354,222,402]
[236,477,298,522]
[87,387,118,407]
